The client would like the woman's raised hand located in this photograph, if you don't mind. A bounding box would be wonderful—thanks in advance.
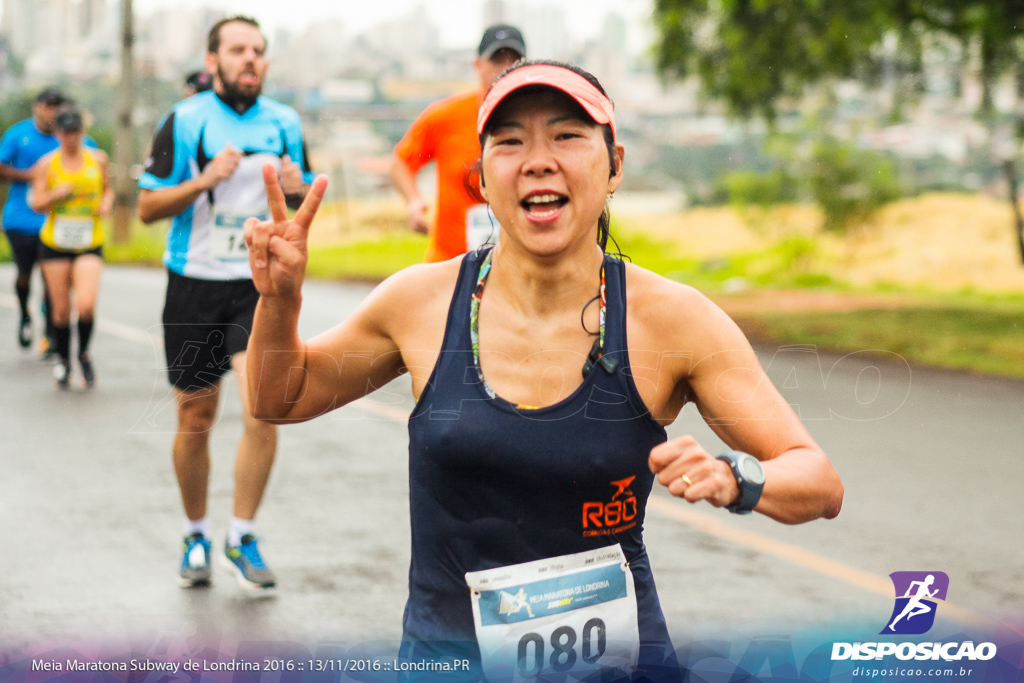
[245,163,328,300]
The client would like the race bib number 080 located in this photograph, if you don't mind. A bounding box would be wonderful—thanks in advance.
[466,545,639,682]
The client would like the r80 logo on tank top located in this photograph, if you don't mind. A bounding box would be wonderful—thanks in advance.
[582,477,638,537]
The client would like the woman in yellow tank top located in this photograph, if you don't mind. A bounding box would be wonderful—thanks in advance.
[29,106,112,388]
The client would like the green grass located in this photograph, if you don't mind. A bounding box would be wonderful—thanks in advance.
[1,223,430,279]
[605,226,1024,379]
[867,283,1024,310]
[5,218,1021,380]
[306,233,429,281]
[0,216,836,288]
[103,222,169,266]
[0,221,170,268]
[614,227,842,291]
[745,307,1024,378]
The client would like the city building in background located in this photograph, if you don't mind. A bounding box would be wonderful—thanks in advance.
[1,0,1019,209]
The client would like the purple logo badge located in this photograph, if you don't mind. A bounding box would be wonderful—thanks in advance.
[881,571,949,635]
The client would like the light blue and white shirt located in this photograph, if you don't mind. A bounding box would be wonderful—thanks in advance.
[139,91,313,280]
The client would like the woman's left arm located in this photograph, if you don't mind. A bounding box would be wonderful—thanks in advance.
[646,282,844,524]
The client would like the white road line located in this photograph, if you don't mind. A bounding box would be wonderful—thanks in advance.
[0,293,163,344]
[3,292,409,420]
[646,495,988,627]
[97,318,162,345]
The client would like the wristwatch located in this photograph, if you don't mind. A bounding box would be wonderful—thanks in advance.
[716,450,765,514]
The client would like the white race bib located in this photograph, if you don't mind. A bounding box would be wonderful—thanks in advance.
[211,207,267,261]
[52,216,94,250]
[466,545,639,682]
[466,203,500,251]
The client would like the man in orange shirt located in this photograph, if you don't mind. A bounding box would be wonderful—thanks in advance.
[392,25,525,262]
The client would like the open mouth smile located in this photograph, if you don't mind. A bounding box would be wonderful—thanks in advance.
[521,192,569,219]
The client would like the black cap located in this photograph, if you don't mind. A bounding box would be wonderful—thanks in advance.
[478,24,526,60]
[185,70,213,93]
[55,107,83,131]
[35,86,68,106]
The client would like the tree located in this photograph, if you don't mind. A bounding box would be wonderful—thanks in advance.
[653,0,1024,259]
[654,0,1024,119]
[654,0,895,120]
[112,0,136,244]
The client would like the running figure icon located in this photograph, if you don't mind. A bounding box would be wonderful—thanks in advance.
[888,574,938,631]
[498,588,535,618]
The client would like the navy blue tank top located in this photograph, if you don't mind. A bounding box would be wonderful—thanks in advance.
[401,248,674,677]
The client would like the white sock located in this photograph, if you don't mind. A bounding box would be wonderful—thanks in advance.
[183,517,211,539]
[228,517,256,547]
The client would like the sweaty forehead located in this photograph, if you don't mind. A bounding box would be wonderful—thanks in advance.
[487,87,595,130]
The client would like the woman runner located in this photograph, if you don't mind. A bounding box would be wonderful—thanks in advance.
[243,61,844,681]
[29,105,111,388]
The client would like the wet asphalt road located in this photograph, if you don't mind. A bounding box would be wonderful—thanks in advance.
[0,263,1021,660]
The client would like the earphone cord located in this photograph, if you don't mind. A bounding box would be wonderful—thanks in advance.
[581,294,601,337]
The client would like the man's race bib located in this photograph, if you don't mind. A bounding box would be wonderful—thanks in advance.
[52,216,95,250]
[466,545,639,682]
[211,207,267,261]
[466,203,500,251]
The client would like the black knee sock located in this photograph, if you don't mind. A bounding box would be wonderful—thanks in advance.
[53,325,71,364]
[15,281,30,319]
[43,288,54,340]
[77,318,94,356]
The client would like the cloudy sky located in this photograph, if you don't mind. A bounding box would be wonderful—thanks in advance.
[133,0,656,53]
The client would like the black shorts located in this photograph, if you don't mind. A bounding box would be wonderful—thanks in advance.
[38,243,104,262]
[3,231,42,275]
[162,269,260,391]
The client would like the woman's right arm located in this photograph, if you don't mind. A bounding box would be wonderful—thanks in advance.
[246,283,409,424]
[244,164,409,423]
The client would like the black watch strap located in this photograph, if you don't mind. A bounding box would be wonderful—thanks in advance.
[717,450,764,514]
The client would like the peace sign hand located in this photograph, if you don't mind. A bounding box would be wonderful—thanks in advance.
[245,163,328,301]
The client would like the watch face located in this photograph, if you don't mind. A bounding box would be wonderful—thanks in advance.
[739,455,766,485]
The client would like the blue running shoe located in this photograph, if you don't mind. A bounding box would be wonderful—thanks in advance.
[179,532,212,587]
[220,534,276,591]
